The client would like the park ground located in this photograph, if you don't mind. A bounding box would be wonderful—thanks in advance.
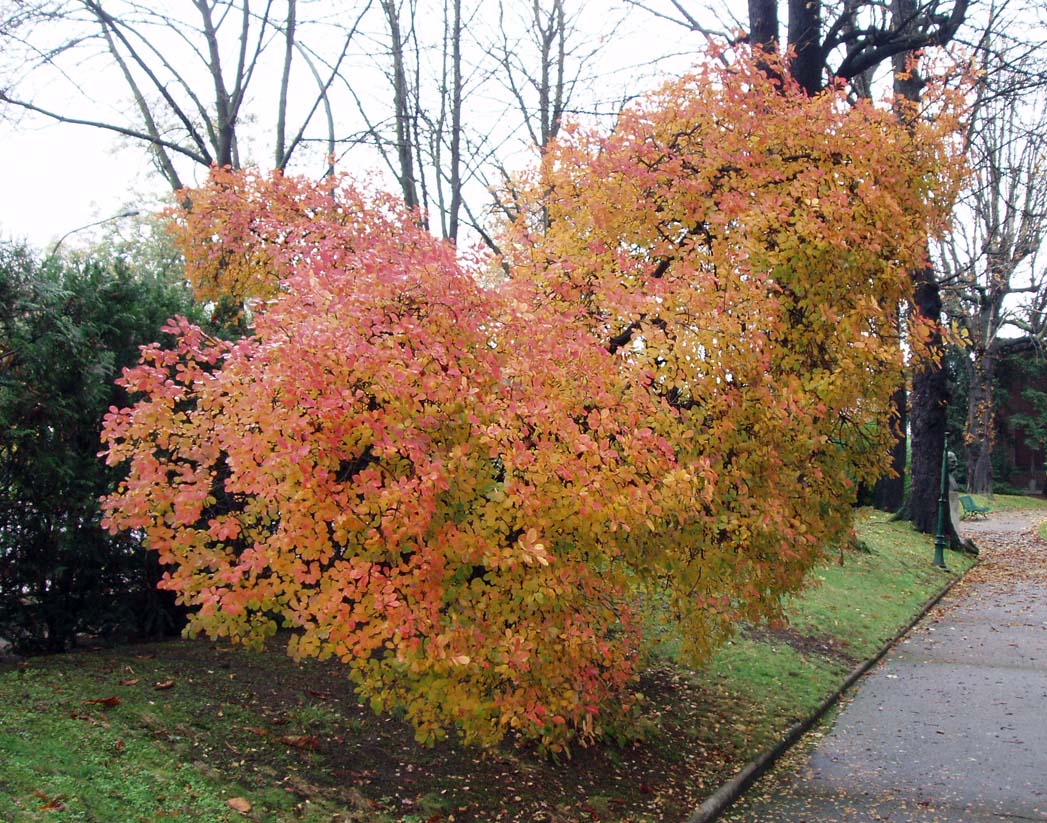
[3,496,1040,823]
[721,504,1047,821]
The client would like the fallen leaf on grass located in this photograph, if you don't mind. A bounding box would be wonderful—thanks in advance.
[153,680,175,690]
[227,797,252,814]
[83,696,121,708]
[69,711,109,728]
[278,734,320,750]
[119,678,139,686]
[34,792,66,812]
[245,726,270,737]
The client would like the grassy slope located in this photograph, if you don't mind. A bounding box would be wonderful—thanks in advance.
[0,507,991,823]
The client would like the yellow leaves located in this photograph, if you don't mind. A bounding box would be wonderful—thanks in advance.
[101,50,966,753]
[517,527,551,567]
[497,47,963,674]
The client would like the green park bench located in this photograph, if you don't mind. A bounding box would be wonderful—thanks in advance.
[959,494,991,520]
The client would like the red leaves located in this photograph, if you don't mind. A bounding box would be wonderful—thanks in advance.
[82,696,121,708]
[34,792,66,812]
[99,54,963,750]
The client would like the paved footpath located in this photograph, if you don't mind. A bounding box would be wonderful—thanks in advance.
[721,510,1047,823]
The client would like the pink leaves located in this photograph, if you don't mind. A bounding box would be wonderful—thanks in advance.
[100,60,963,750]
[101,169,653,750]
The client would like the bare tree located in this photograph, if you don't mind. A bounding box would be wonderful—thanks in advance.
[0,1,368,191]
[492,0,572,148]
[345,0,627,246]
[379,0,421,211]
[627,0,970,94]
[938,56,1047,493]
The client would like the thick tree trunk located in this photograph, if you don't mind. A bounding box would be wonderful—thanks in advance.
[964,351,996,494]
[891,5,949,536]
[787,0,822,94]
[748,0,780,49]
[909,267,950,534]
[873,384,908,511]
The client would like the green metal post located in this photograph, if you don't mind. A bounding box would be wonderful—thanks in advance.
[933,432,949,570]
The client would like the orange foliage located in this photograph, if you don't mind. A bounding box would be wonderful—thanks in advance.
[167,167,356,306]
[103,175,673,750]
[500,51,963,660]
[101,50,963,749]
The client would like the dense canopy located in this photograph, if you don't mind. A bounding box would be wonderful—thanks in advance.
[101,52,963,749]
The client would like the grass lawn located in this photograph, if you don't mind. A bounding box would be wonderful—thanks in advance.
[0,508,984,823]
[971,492,1047,512]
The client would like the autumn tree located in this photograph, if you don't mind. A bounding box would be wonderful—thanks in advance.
[101,51,962,748]
[503,48,963,618]
[629,0,972,525]
[103,169,681,750]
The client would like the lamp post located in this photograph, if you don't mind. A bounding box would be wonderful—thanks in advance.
[933,431,950,570]
[48,209,140,259]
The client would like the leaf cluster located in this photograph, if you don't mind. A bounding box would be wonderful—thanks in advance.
[501,50,963,663]
[100,50,964,750]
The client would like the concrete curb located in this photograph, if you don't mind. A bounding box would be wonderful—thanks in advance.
[686,555,976,823]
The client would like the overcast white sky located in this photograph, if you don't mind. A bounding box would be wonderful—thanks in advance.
[0,116,165,250]
[0,1,709,253]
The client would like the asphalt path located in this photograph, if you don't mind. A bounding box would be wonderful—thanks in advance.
[721,509,1047,823]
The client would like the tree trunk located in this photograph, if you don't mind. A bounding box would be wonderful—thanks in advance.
[748,0,779,50]
[787,0,822,94]
[382,0,420,211]
[873,383,908,511]
[891,0,949,536]
[964,350,996,494]
[909,264,950,534]
[447,0,463,242]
